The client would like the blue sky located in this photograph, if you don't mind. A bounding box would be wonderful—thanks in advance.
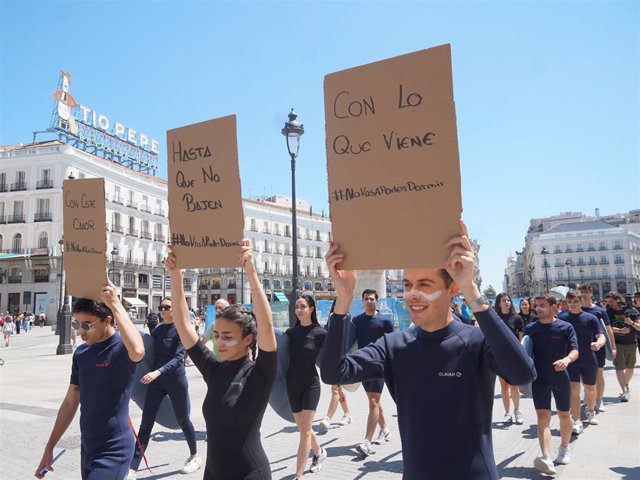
[1,0,638,291]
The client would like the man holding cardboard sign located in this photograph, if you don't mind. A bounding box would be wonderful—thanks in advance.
[321,220,536,479]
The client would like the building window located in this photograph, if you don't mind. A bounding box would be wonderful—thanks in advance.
[557,271,564,281]
[38,231,48,248]
[602,268,609,278]
[616,267,624,278]
[12,233,22,253]
[33,265,49,282]
[588,242,595,251]
[599,241,607,251]
[0,234,3,250]
[273,279,282,289]
[613,240,622,250]
[600,255,608,264]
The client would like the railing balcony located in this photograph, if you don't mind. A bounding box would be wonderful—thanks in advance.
[599,260,609,265]
[8,275,22,283]
[613,245,623,250]
[10,182,27,191]
[0,215,5,223]
[140,231,152,240]
[112,196,124,205]
[154,208,165,217]
[576,248,584,252]
[8,214,25,223]
[123,280,136,288]
[127,201,138,209]
[249,226,258,232]
[34,212,52,222]
[587,247,595,251]
[34,274,50,282]
[36,180,54,189]
[614,259,624,264]
[126,258,140,266]
[588,260,597,265]
[112,225,124,234]
[0,183,7,192]
[140,204,152,213]
[600,274,611,279]
[127,228,139,237]
[138,282,149,289]
[598,246,607,251]
[615,274,626,279]
[154,234,165,243]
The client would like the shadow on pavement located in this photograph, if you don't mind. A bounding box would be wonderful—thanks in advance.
[610,466,640,479]
[265,425,298,438]
[137,468,182,479]
[352,450,403,479]
[497,451,546,479]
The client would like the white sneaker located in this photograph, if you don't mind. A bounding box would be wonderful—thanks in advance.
[555,445,571,465]
[339,413,352,426]
[309,447,327,473]
[125,469,137,480]
[595,399,606,412]
[586,410,599,425]
[534,455,557,475]
[180,454,202,474]
[502,412,512,424]
[355,440,373,456]
[572,420,584,435]
[513,410,524,425]
[319,416,330,432]
[373,427,391,444]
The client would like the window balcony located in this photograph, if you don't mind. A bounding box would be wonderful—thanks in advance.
[112,225,124,234]
[587,247,596,252]
[154,234,165,243]
[0,183,7,192]
[599,260,609,265]
[614,259,624,264]
[613,245,623,250]
[8,214,25,223]
[138,282,149,289]
[598,246,607,251]
[36,180,54,189]
[112,196,124,205]
[8,275,22,283]
[127,201,138,209]
[34,274,50,282]
[34,212,52,222]
[127,228,139,237]
[140,231,152,240]
[140,204,152,213]
[10,182,27,191]
[154,208,165,217]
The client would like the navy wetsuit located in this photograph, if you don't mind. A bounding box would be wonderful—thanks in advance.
[558,311,603,385]
[352,312,394,393]
[321,309,536,480]
[285,323,326,412]
[72,333,137,480]
[131,322,197,470]
[582,305,610,368]
[187,341,277,480]
[524,319,578,411]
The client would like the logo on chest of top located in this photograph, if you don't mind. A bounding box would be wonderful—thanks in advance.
[95,363,110,368]
[438,371,463,378]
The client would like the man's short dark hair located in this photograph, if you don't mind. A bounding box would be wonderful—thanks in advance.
[534,294,557,306]
[605,291,624,304]
[565,289,581,301]
[578,284,592,292]
[438,269,454,288]
[72,298,114,324]
[362,289,378,300]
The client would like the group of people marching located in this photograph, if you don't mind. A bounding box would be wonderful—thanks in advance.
[33,220,638,479]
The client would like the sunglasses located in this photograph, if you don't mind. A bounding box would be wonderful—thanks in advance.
[159,305,172,311]
[71,319,101,331]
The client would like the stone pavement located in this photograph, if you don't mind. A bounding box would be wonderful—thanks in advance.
[1,328,638,480]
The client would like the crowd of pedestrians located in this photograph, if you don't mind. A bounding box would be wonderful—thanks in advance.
[30,224,639,480]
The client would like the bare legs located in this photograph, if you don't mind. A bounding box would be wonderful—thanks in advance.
[365,392,385,441]
[293,410,321,478]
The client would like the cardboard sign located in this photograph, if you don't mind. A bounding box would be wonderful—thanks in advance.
[63,178,108,300]
[324,44,462,269]
[167,115,244,268]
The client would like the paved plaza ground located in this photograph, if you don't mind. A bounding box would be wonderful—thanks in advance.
[1,327,638,479]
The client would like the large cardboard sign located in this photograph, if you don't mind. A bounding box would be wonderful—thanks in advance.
[167,115,244,268]
[63,178,108,300]
[325,44,462,269]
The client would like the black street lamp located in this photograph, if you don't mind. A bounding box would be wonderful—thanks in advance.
[110,246,118,283]
[55,238,64,335]
[565,259,571,287]
[541,247,550,292]
[579,268,584,285]
[282,109,304,327]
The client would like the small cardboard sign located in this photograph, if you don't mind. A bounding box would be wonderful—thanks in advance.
[324,44,462,269]
[63,178,108,300]
[167,115,245,268]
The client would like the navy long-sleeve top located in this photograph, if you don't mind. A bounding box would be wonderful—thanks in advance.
[320,308,536,480]
[152,322,186,375]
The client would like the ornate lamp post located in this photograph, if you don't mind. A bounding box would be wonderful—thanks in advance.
[282,109,304,327]
[55,238,64,335]
[541,247,550,292]
[565,259,571,287]
[110,246,118,283]
[579,268,584,285]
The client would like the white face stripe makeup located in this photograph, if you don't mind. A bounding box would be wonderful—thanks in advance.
[214,338,239,348]
[403,289,443,304]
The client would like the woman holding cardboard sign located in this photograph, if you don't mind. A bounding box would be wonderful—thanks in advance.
[164,239,277,480]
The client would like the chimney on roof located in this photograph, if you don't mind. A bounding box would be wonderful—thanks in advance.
[595,208,600,220]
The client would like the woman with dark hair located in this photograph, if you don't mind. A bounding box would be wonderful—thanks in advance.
[494,293,525,425]
[518,298,538,327]
[164,240,276,480]
[286,294,327,478]
[126,296,200,480]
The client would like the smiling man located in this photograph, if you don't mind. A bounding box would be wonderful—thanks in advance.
[35,284,145,480]
[320,220,536,480]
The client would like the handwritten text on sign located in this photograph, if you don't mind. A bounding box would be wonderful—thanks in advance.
[63,178,108,300]
[167,115,245,268]
[324,44,462,269]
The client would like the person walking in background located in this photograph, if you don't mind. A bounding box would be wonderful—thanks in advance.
[3,316,14,346]
[351,289,395,456]
[605,292,636,402]
[494,293,525,425]
[286,294,328,477]
[127,297,201,480]
[518,298,537,327]
[15,313,22,334]
[145,308,159,332]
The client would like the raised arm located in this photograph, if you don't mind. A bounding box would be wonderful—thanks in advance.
[101,283,144,363]
[240,239,276,352]
[165,248,199,350]
[445,219,536,386]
